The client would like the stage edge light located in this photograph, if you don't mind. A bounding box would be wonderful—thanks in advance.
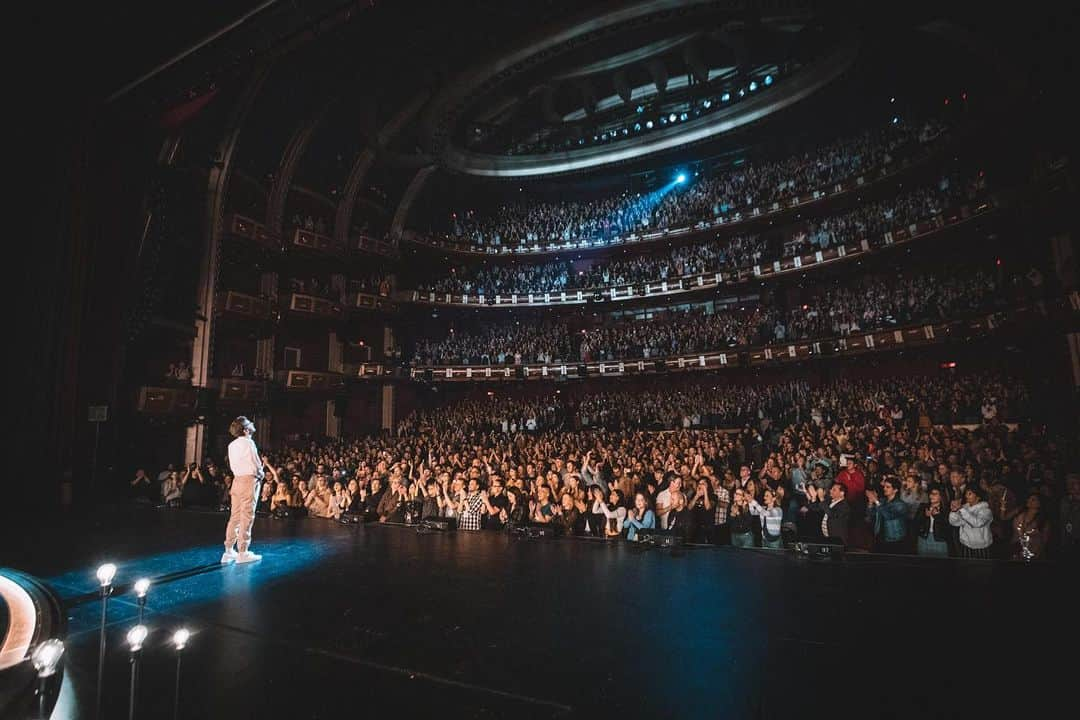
[32,639,65,677]
[172,628,190,651]
[96,564,117,588]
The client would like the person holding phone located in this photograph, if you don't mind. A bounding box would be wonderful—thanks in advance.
[223,416,264,564]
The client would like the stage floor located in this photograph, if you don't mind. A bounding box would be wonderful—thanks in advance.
[1,506,1072,719]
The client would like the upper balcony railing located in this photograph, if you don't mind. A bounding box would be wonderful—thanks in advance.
[217,290,274,321]
[398,198,995,310]
[217,378,269,403]
[292,227,348,256]
[228,214,278,249]
[276,369,345,391]
[346,291,396,312]
[225,214,397,260]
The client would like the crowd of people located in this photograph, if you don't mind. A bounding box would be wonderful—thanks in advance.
[131,372,1078,561]
[412,321,576,366]
[770,266,1007,343]
[164,361,192,383]
[287,274,394,301]
[228,363,272,381]
[417,170,984,298]
[410,265,1014,365]
[436,117,948,249]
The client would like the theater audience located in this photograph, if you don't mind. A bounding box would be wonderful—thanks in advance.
[416,171,981,298]
[1006,492,1051,561]
[821,482,850,546]
[410,265,1013,366]
[433,117,948,251]
[141,370,1072,561]
[949,486,994,559]
[625,493,656,541]
[748,488,784,549]
[866,477,910,553]
[915,487,952,557]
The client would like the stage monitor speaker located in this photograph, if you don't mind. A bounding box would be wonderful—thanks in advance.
[577,364,588,377]
[421,518,456,531]
[793,540,845,561]
[524,524,559,539]
[636,530,682,547]
[514,366,525,379]
[654,358,666,372]
[423,368,434,383]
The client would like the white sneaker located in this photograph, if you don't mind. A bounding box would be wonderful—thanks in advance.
[221,548,237,564]
[235,551,262,564]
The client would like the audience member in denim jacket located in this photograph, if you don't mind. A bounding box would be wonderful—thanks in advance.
[625,492,656,541]
[867,477,910,553]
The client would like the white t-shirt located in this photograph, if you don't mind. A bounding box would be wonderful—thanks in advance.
[228,436,263,478]
[656,488,675,529]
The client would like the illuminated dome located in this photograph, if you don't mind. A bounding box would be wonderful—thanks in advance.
[422,0,857,177]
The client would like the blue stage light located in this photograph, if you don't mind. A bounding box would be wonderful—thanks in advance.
[764,74,773,86]
[669,113,677,123]
[645,120,653,129]
[749,81,758,92]
[892,116,899,124]
[721,92,730,102]
[679,112,688,121]
[702,99,711,109]
[635,105,644,113]
[634,123,641,131]
[676,173,686,184]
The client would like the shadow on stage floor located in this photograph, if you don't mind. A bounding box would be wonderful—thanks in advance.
[0,505,1072,719]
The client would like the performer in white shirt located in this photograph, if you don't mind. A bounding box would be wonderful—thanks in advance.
[223,416,264,564]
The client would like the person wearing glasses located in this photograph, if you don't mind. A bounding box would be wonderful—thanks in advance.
[223,416,264,564]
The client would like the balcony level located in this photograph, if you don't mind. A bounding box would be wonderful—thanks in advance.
[400,198,995,310]
[285,292,344,320]
[275,369,345,391]
[217,290,274,321]
[225,214,397,261]
[386,295,1076,382]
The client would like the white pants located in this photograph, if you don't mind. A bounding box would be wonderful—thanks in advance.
[225,475,260,553]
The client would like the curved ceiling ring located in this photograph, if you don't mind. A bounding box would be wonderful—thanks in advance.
[421,0,744,153]
[443,42,857,178]
[551,31,700,80]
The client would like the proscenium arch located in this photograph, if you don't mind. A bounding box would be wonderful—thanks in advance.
[188,60,275,465]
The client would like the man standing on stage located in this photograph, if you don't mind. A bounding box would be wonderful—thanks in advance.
[223,416,264,564]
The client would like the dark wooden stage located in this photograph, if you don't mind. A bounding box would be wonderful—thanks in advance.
[1,506,1072,719]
